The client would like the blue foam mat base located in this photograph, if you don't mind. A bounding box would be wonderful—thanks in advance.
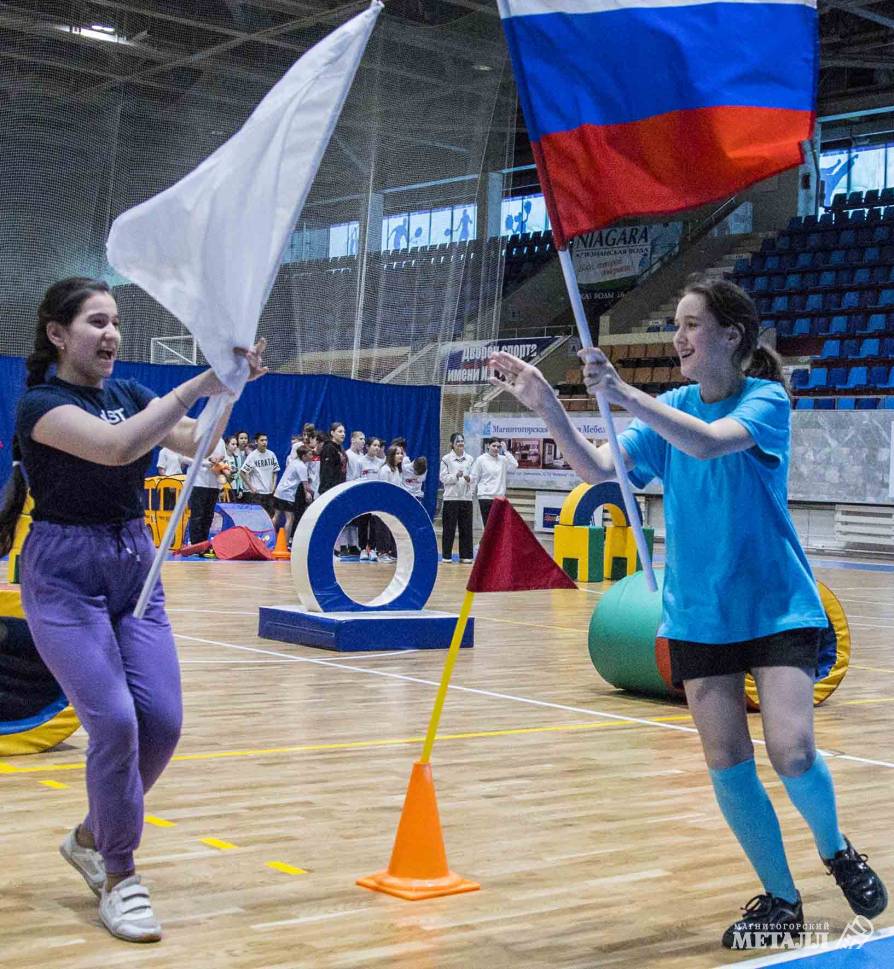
[258,606,474,652]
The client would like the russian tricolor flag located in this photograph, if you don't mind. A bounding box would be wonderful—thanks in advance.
[498,0,818,247]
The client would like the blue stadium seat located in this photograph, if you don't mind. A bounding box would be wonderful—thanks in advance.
[851,209,867,224]
[806,367,828,390]
[820,339,841,360]
[764,254,780,270]
[847,191,864,208]
[872,225,891,243]
[879,288,894,306]
[794,397,814,409]
[862,313,887,335]
[776,318,794,337]
[841,290,861,309]
[795,251,814,269]
[882,337,894,357]
[853,267,871,285]
[828,366,848,389]
[790,368,809,389]
[864,245,881,262]
[858,338,881,358]
[816,398,836,409]
[829,249,846,266]
[881,187,894,206]
[869,365,889,388]
[844,366,869,390]
[805,293,824,312]
[831,193,847,209]
[814,315,831,335]
[881,396,894,409]
[856,397,878,409]
[836,397,856,410]
[842,338,861,358]
[771,295,789,313]
[788,216,803,230]
[734,258,750,273]
[866,207,882,224]
[838,228,856,247]
[784,273,801,290]
[818,269,836,288]
[753,275,768,291]
[829,315,849,335]
[865,189,880,207]
[804,214,819,227]
[776,234,790,251]
[792,317,811,337]
[879,367,894,390]
[819,213,834,226]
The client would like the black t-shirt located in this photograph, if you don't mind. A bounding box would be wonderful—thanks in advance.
[16,376,157,524]
[318,440,347,494]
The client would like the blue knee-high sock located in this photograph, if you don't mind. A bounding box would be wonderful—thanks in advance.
[709,758,799,903]
[779,753,847,860]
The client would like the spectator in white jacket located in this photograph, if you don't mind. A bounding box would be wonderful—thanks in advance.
[439,433,474,563]
[470,439,519,528]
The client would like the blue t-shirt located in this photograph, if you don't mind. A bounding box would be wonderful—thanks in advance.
[16,377,157,525]
[619,378,826,643]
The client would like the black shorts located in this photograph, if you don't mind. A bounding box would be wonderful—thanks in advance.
[272,496,295,513]
[668,627,823,688]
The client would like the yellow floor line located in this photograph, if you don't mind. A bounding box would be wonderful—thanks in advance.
[837,696,894,706]
[39,780,68,790]
[201,837,238,851]
[265,861,308,876]
[145,815,176,827]
[0,714,694,775]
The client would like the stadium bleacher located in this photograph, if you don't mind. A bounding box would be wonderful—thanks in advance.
[732,203,894,410]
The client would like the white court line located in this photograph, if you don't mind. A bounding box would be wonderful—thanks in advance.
[716,925,894,968]
[167,608,257,616]
[172,633,894,769]
[251,907,370,930]
[849,622,894,630]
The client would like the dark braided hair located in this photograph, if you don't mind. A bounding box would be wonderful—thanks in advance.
[1,278,112,553]
[26,277,112,387]
[683,275,787,389]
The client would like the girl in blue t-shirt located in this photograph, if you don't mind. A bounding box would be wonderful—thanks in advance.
[0,278,266,944]
[489,276,886,950]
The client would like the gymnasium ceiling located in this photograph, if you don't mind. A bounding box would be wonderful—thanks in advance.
[0,1,892,161]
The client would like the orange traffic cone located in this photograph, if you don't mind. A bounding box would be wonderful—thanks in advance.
[272,527,290,560]
[357,761,479,900]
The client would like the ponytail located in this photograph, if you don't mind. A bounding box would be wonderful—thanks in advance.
[25,328,58,387]
[746,344,786,387]
[0,441,28,558]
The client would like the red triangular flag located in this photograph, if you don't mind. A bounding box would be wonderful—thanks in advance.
[467,498,577,593]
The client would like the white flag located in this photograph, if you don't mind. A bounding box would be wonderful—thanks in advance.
[107,1,382,396]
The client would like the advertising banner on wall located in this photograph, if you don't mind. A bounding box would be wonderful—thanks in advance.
[444,337,556,385]
[463,411,638,491]
[571,222,683,314]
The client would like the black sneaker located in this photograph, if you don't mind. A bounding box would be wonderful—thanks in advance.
[824,837,888,918]
[722,893,803,950]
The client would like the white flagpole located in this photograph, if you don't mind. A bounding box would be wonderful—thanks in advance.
[557,247,657,592]
[134,393,230,618]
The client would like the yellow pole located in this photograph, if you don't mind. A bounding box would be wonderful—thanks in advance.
[419,589,475,765]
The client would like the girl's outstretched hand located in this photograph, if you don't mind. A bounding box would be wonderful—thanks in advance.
[578,346,627,403]
[488,351,554,413]
[236,336,268,383]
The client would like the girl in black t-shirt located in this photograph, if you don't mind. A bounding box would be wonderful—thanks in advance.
[0,278,266,943]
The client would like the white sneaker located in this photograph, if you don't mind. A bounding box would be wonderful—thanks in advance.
[369,550,378,562]
[359,549,370,561]
[99,875,162,943]
[60,827,105,897]
[378,553,395,563]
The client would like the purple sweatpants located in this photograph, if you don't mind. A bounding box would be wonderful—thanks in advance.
[21,518,182,875]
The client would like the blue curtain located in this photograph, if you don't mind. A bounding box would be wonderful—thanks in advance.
[0,356,441,517]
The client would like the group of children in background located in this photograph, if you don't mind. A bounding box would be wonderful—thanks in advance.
[159,422,428,560]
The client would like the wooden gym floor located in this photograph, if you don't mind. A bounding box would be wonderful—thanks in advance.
[1,555,893,969]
